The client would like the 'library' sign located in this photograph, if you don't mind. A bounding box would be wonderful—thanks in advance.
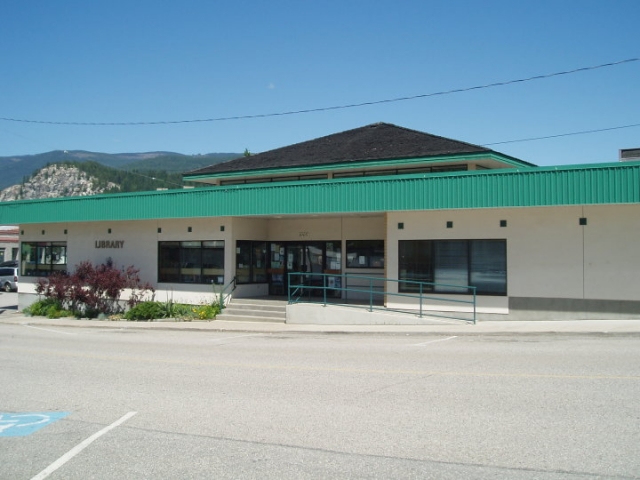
[95,240,125,249]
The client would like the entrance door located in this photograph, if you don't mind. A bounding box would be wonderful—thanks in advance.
[284,242,323,296]
[286,243,308,289]
[268,242,331,296]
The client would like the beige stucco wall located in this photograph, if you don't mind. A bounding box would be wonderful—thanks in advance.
[387,204,640,313]
[19,218,232,304]
[265,217,342,242]
[583,204,640,300]
[16,203,640,316]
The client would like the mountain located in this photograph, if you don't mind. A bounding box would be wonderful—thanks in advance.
[0,151,240,190]
[0,164,119,201]
[0,159,219,201]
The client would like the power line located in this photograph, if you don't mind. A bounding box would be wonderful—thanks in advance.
[121,168,185,188]
[483,123,640,146]
[0,58,637,126]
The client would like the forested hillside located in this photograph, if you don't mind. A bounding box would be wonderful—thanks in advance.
[59,161,188,192]
[0,150,240,190]
[0,160,205,201]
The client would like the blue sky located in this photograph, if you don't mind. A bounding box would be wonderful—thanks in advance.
[1,0,638,166]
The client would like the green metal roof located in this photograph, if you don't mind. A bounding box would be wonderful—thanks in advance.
[1,162,638,225]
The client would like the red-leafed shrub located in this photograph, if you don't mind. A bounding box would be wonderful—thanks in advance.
[35,259,154,317]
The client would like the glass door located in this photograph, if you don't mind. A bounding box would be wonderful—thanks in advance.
[268,241,342,297]
[286,243,310,292]
[268,242,285,295]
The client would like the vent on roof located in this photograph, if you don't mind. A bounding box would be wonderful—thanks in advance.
[620,148,640,162]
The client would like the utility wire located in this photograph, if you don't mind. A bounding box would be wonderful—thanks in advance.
[0,58,637,126]
[483,122,640,146]
[120,168,185,188]
[74,121,640,188]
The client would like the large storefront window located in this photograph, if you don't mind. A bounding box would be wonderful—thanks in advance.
[398,240,433,291]
[469,240,507,295]
[399,239,506,295]
[158,241,224,284]
[21,242,67,276]
[346,240,384,268]
[236,241,267,284]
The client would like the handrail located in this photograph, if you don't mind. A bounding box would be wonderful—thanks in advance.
[287,272,477,324]
[288,284,304,304]
[219,276,237,308]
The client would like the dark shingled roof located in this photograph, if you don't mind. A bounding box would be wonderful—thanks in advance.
[186,123,494,176]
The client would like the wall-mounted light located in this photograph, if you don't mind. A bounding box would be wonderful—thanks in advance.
[220,226,225,232]
[579,218,587,226]
[397,222,404,230]
[446,221,453,229]
[500,220,507,228]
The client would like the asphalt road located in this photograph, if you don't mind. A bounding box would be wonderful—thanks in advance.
[1,320,640,479]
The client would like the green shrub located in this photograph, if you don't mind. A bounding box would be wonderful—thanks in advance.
[166,302,193,319]
[24,298,75,319]
[47,309,75,319]
[124,301,166,321]
[83,308,101,319]
[25,298,62,317]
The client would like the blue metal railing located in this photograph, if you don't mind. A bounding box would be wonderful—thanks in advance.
[287,272,477,324]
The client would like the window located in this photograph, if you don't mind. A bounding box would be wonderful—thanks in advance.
[346,240,385,268]
[21,242,67,276]
[469,240,507,295]
[434,240,468,293]
[158,241,224,284]
[220,174,328,186]
[202,241,225,284]
[236,241,267,284]
[399,239,506,295]
[398,240,433,291]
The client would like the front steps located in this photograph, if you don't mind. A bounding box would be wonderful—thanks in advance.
[216,297,287,323]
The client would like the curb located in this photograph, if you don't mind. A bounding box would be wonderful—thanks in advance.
[3,312,640,336]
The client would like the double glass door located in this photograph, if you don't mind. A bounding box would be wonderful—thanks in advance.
[267,241,341,296]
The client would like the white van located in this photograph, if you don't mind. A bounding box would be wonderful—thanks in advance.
[0,265,18,292]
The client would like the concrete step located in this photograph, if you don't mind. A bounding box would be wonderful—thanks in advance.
[219,307,285,317]
[216,313,285,323]
[218,298,287,323]
[224,303,286,313]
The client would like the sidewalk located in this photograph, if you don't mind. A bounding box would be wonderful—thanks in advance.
[1,309,640,335]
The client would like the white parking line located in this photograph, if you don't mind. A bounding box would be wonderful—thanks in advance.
[413,336,457,346]
[30,411,137,480]
[22,324,77,335]
[209,334,263,343]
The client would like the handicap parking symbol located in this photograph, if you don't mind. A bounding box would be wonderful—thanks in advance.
[0,412,70,437]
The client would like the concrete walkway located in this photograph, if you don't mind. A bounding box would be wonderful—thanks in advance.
[1,309,640,335]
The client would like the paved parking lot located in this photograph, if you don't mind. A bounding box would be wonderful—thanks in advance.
[1,318,639,479]
[0,291,17,313]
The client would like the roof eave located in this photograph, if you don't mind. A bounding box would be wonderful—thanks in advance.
[183,151,535,182]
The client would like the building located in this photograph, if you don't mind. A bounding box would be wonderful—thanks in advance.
[0,123,638,322]
[0,226,19,264]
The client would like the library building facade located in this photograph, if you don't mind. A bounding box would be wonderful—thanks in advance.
[2,123,639,323]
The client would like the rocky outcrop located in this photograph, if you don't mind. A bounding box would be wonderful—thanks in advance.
[0,164,119,201]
